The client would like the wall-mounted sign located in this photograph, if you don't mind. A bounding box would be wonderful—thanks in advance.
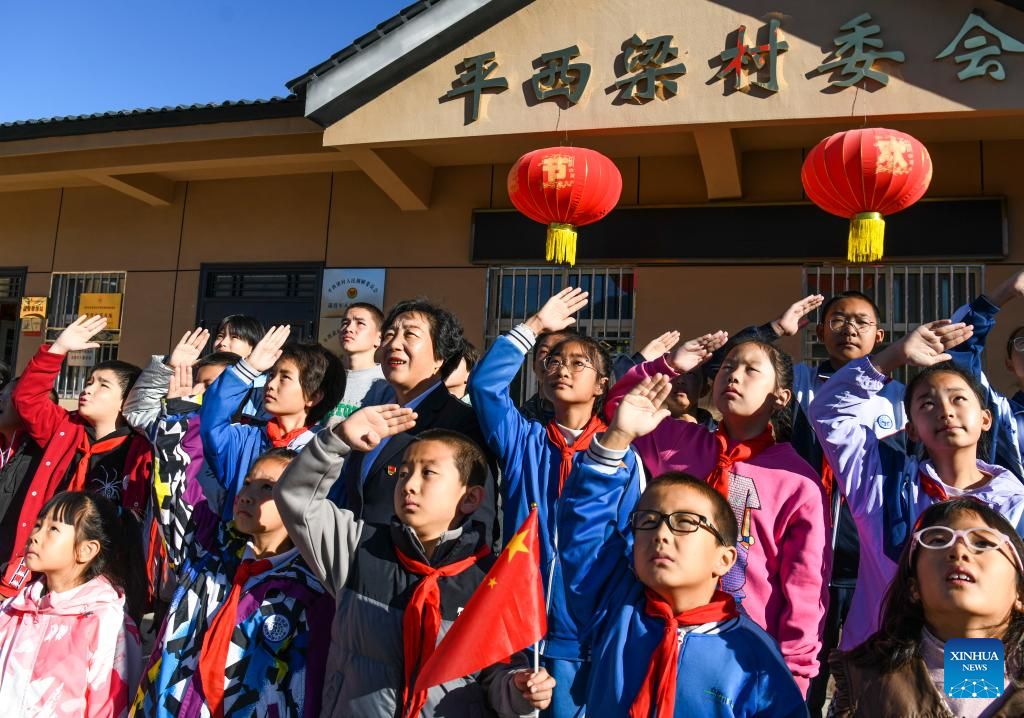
[19,296,47,336]
[445,10,1024,122]
[317,269,386,348]
[66,349,97,368]
[79,293,123,330]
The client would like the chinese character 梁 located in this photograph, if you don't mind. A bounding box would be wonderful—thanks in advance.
[811,12,905,88]
[936,11,1024,81]
[614,34,687,102]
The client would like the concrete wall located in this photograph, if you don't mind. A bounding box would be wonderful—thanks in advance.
[2,140,1023,397]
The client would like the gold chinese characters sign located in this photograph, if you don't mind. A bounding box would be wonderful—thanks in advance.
[79,293,123,330]
[19,296,47,336]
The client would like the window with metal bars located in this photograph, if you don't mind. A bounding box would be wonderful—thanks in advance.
[484,266,636,406]
[0,269,25,370]
[45,271,126,400]
[802,264,985,384]
[196,264,323,343]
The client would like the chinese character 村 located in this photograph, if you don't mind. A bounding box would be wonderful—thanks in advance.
[443,52,509,122]
[813,13,905,87]
[530,45,591,104]
[614,34,687,102]
[716,18,789,92]
[936,11,1024,81]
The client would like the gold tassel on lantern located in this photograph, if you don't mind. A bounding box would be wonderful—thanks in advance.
[847,211,885,263]
[546,223,578,266]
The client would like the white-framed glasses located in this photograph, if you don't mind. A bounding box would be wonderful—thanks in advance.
[911,525,1023,572]
[1012,337,1024,354]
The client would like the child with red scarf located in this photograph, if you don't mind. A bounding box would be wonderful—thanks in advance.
[468,287,644,717]
[559,374,805,717]
[200,324,344,516]
[274,408,554,717]
[605,334,830,695]
[3,315,151,609]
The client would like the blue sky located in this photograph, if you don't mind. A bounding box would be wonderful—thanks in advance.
[0,1,410,123]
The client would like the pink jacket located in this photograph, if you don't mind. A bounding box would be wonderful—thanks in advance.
[607,356,832,695]
[0,575,141,717]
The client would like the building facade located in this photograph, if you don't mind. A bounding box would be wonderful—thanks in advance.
[3,0,1024,401]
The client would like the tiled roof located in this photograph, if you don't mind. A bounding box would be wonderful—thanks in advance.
[0,95,305,141]
[285,1,441,91]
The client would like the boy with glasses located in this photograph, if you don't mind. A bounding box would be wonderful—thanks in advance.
[557,374,805,715]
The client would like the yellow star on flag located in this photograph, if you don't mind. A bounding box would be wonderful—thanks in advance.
[504,526,532,563]
[488,578,498,588]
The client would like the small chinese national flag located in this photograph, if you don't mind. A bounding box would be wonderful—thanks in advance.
[413,508,547,693]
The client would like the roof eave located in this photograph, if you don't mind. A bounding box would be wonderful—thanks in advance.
[294,0,532,128]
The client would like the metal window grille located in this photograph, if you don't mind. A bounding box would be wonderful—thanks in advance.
[484,266,636,406]
[802,264,984,384]
[196,264,322,343]
[46,271,126,399]
[0,274,23,300]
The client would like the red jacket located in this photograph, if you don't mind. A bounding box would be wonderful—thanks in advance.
[4,346,151,596]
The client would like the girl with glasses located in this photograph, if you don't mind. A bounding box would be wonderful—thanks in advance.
[830,498,1024,716]
[810,319,1024,654]
[605,333,830,696]
[467,287,641,717]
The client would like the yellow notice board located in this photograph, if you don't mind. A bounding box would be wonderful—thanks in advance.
[79,293,123,330]
[19,296,47,319]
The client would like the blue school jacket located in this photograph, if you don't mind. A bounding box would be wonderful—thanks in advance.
[557,444,807,717]
[199,359,320,519]
[467,326,644,660]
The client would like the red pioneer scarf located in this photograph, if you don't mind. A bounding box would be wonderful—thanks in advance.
[395,544,491,718]
[198,558,272,717]
[265,419,309,449]
[545,414,606,495]
[706,424,775,499]
[630,588,739,718]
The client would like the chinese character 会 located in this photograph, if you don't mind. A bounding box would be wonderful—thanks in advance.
[530,45,591,104]
[614,34,687,102]
[443,52,509,122]
[812,12,905,88]
[936,11,1024,81]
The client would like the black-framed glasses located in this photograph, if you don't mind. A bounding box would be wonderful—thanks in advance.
[542,356,595,374]
[629,509,727,545]
[826,316,877,333]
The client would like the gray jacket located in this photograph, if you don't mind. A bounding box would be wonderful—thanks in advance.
[275,429,537,718]
[122,355,173,434]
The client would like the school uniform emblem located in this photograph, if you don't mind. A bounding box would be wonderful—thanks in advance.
[263,614,291,642]
[387,465,397,476]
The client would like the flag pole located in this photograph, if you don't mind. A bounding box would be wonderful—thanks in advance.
[532,641,541,718]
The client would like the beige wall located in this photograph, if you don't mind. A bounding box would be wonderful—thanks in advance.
[1,141,1023,397]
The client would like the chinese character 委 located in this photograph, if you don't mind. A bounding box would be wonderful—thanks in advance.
[614,34,687,102]
[530,45,591,104]
[812,13,905,87]
[716,18,789,92]
[936,11,1024,81]
[443,52,509,122]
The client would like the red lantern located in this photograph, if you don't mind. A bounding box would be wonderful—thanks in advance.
[801,128,933,263]
[507,147,622,266]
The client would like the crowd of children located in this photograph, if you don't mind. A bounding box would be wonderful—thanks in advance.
[1,275,1024,717]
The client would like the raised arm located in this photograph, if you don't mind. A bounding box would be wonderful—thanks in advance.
[559,375,670,634]
[11,314,108,444]
[123,328,210,436]
[811,321,973,515]
[274,404,416,596]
